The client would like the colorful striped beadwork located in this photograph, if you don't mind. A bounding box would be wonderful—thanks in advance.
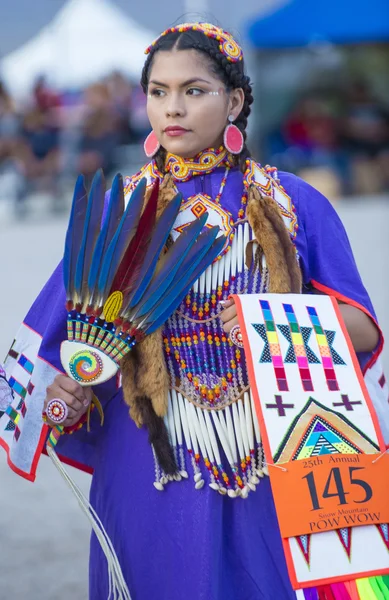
[260,299,289,392]
[283,303,314,392]
[307,306,339,391]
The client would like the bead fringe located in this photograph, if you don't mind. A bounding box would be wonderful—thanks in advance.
[152,389,268,498]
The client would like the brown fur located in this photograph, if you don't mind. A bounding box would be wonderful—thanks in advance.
[156,173,177,218]
[246,186,302,293]
[256,190,302,293]
[120,347,141,425]
[133,394,177,475]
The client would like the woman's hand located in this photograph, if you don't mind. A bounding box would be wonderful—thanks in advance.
[43,374,92,427]
[219,298,239,334]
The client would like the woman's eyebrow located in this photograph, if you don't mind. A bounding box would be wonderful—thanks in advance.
[149,77,212,88]
[149,80,168,87]
[180,78,212,86]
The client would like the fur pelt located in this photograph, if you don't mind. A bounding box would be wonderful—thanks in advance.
[246,185,302,294]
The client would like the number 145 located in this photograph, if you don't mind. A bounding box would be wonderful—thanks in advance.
[303,467,373,510]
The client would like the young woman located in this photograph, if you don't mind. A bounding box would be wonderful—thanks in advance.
[1,23,388,600]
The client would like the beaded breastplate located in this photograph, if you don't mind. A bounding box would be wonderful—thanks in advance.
[124,148,298,498]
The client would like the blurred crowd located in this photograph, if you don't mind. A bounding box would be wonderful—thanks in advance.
[1,73,389,216]
[267,81,389,198]
[0,72,149,216]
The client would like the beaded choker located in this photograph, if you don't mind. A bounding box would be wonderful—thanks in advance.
[165,146,234,182]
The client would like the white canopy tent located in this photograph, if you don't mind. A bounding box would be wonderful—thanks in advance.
[0,0,155,97]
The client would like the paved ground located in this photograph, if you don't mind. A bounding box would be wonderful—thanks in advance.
[0,192,388,599]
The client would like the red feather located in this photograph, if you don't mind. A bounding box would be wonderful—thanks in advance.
[109,180,159,296]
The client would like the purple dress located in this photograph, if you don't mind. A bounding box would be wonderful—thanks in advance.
[1,163,386,600]
[59,167,382,599]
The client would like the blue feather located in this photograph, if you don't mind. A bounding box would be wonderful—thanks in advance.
[97,178,146,301]
[63,174,87,302]
[110,180,159,298]
[132,213,208,319]
[87,173,124,305]
[142,227,221,326]
[74,170,105,304]
[145,234,225,333]
[124,192,183,309]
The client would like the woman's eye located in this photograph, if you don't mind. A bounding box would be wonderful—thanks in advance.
[187,88,204,96]
[149,89,165,97]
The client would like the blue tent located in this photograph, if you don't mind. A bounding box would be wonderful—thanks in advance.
[248,0,389,49]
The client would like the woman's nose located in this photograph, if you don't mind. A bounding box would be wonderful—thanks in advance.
[166,93,186,118]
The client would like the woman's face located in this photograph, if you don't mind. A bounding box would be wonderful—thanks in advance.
[146,49,244,157]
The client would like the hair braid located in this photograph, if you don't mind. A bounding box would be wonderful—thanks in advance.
[234,77,253,173]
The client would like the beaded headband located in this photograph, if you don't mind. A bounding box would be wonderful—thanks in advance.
[145,22,243,63]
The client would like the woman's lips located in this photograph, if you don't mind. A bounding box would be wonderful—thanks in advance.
[164,127,190,137]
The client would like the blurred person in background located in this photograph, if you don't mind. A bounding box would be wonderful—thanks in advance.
[77,82,119,184]
[14,103,60,215]
[341,80,389,194]
[129,83,152,143]
[280,95,346,198]
[284,96,339,162]
[0,81,19,171]
[33,75,60,113]
[106,70,134,145]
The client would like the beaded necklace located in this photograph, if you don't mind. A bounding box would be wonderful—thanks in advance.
[165,146,232,182]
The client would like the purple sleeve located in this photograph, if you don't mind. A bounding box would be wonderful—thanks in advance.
[279,172,383,372]
[279,172,376,316]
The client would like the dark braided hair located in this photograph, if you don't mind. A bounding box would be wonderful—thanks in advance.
[141,28,253,174]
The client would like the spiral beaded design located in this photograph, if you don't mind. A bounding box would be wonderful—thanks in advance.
[69,349,103,383]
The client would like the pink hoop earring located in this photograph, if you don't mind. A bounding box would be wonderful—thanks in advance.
[223,116,244,155]
[144,130,161,158]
